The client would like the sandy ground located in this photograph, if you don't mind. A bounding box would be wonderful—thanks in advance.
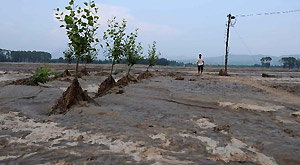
[0,63,300,165]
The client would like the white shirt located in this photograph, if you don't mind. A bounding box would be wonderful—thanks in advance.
[197,58,204,66]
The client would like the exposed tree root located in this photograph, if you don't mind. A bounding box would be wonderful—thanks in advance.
[95,76,117,97]
[117,74,138,87]
[61,69,71,77]
[50,78,93,115]
[137,70,153,80]
[219,69,229,76]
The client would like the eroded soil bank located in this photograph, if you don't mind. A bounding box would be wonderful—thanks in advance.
[0,63,300,164]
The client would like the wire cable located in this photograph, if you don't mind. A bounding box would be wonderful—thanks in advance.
[232,26,257,64]
[235,9,300,18]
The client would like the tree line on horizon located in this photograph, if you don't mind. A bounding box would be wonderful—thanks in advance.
[259,56,300,69]
[0,49,51,63]
[1,48,299,69]
[0,48,188,66]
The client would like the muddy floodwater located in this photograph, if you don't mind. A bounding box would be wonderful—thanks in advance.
[0,63,300,165]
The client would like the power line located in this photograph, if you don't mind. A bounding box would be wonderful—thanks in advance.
[235,9,300,18]
[232,27,257,64]
[232,27,252,55]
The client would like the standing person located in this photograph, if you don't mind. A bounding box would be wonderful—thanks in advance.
[197,54,204,75]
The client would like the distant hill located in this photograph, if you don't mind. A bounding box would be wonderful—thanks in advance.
[178,54,300,66]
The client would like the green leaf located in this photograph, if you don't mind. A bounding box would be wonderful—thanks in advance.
[69,0,74,5]
[88,20,94,26]
[87,16,93,21]
[84,2,88,6]
[64,15,73,24]
[91,4,95,8]
[60,25,65,27]
[70,11,75,17]
[56,8,59,11]
[65,6,72,10]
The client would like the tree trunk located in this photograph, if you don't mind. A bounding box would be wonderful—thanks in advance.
[127,65,132,77]
[75,58,79,79]
[147,65,150,71]
[110,62,114,76]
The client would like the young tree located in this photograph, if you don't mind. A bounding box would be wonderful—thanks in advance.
[51,0,100,114]
[124,29,143,76]
[96,17,127,97]
[147,41,160,71]
[55,0,100,79]
[101,17,127,76]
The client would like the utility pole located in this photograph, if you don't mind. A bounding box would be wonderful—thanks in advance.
[225,13,235,74]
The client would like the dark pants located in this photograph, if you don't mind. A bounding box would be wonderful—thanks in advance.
[198,65,204,73]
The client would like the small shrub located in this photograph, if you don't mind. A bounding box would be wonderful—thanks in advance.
[147,41,160,70]
[29,65,51,85]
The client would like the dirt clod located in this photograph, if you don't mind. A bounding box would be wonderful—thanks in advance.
[175,76,184,80]
[219,69,229,76]
[116,89,124,94]
[95,72,110,76]
[74,135,84,141]
[291,111,300,118]
[50,78,93,115]
[95,76,117,97]
[117,74,138,86]
[80,68,89,76]
[86,156,97,161]
[10,77,33,86]
[213,125,230,133]
[60,69,71,77]
[262,73,278,78]
[137,70,153,80]
[284,129,293,134]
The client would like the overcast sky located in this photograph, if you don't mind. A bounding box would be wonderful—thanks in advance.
[0,0,299,60]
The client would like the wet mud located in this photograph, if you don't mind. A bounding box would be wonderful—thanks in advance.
[0,63,300,164]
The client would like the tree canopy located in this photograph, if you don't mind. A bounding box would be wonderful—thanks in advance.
[55,0,100,78]
[260,57,272,68]
[280,57,297,69]
[101,17,127,75]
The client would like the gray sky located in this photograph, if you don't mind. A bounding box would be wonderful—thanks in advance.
[0,0,299,60]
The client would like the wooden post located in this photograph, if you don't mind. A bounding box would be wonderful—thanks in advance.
[225,13,232,73]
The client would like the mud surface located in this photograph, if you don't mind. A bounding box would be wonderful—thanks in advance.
[0,63,300,164]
